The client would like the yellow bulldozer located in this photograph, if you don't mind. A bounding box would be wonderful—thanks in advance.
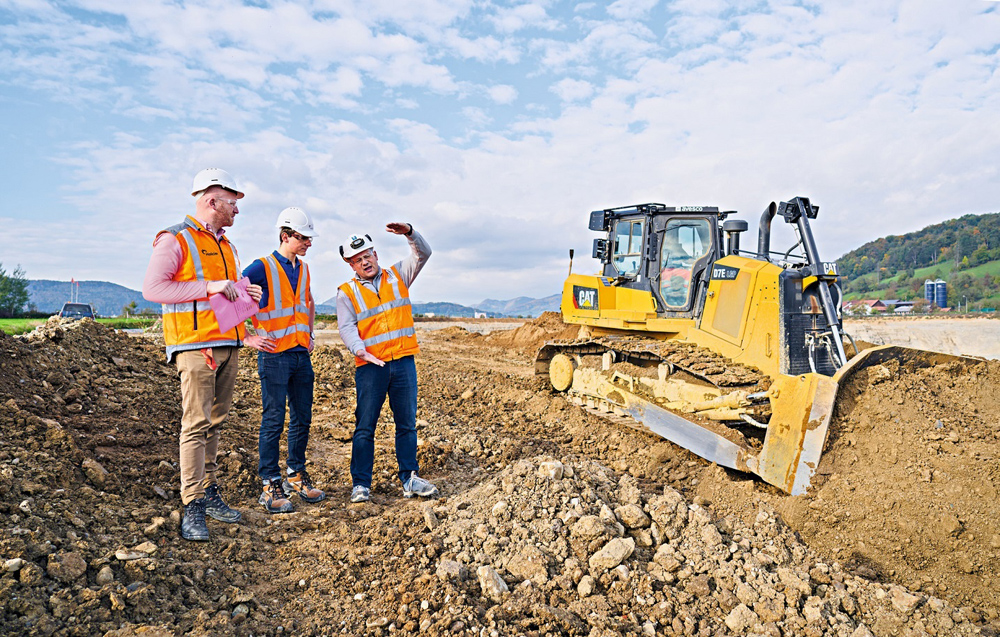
[537,197,976,495]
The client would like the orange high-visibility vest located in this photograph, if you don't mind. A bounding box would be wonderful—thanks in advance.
[157,216,245,362]
[251,254,312,352]
[338,265,419,366]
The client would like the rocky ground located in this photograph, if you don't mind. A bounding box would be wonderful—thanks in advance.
[0,315,997,636]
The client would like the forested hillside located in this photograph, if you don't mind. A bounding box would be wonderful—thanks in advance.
[837,212,1000,309]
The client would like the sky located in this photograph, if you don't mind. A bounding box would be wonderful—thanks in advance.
[1,0,998,307]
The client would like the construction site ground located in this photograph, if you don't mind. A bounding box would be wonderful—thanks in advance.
[1,314,998,636]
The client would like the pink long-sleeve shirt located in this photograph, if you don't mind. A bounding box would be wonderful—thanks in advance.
[142,221,227,304]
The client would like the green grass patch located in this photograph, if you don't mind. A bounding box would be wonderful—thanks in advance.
[0,316,159,335]
[0,318,46,335]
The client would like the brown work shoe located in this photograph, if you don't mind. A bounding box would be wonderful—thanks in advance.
[283,470,325,503]
[258,481,294,514]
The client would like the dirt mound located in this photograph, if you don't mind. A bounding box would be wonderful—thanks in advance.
[484,311,581,351]
[2,318,997,635]
[783,357,1000,616]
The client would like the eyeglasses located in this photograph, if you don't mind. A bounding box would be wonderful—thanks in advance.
[289,232,312,243]
[217,198,238,209]
[348,250,375,266]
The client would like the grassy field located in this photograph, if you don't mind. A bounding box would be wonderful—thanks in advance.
[0,317,158,335]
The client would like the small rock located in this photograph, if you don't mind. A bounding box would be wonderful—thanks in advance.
[144,517,166,537]
[537,460,564,480]
[577,575,595,597]
[423,507,439,531]
[588,537,635,572]
[888,586,921,614]
[477,565,508,602]
[82,458,108,487]
[571,515,609,540]
[96,565,115,585]
[110,591,126,611]
[615,504,651,529]
[46,552,87,583]
[725,604,759,632]
[491,500,509,517]
[232,604,249,624]
[435,559,466,581]
[115,549,146,561]
[4,558,25,573]
[18,499,31,514]
[134,541,157,556]
[850,625,875,637]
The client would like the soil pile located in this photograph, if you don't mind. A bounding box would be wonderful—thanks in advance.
[484,311,581,351]
[1,315,997,635]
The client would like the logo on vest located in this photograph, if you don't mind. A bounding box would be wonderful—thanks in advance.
[201,249,219,257]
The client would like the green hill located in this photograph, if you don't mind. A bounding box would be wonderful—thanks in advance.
[837,212,1000,310]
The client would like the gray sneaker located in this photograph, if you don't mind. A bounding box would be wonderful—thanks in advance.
[350,485,371,503]
[402,472,439,499]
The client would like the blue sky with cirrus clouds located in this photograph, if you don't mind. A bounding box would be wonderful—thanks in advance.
[1,0,998,308]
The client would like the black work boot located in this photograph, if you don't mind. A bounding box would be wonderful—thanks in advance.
[181,498,209,541]
[204,483,242,523]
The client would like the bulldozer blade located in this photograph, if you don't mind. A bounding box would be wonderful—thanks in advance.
[614,389,758,475]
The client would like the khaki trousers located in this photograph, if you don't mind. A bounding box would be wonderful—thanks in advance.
[176,347,238,505]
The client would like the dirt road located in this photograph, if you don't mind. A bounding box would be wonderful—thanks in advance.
[0,317,997,635]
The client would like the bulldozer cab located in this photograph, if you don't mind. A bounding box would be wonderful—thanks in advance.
[597,204,722,315]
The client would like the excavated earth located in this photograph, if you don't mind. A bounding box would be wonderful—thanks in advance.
[0,314,998,636]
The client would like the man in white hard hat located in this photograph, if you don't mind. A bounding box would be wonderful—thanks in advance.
[336,223,437,503]
[242,207,325,514]
[142,168,271,541]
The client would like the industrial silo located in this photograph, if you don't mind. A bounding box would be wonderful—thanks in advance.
[934,279,947,308]
[924,280,935,304]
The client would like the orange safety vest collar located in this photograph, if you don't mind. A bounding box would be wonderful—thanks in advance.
[158,216,245,362]
[338,265,419,366]
[251,254,312,353]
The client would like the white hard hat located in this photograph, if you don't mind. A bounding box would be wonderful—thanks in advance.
[340,232,374,259]
[275,207,317,237]
[191,168,245,199]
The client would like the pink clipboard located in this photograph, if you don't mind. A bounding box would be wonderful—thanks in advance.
[209,277,259,334]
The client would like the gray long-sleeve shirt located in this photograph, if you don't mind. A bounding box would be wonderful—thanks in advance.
[336,228,431,356]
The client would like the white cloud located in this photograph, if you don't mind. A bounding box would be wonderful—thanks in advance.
[3,0,1000,308]
[551,78,594,102]
[607,0,660,20]
[490,3,562,33]
[487,84,518,104]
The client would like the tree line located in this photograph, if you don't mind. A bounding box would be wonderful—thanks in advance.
[838,212,1000,307]
[0,263,30,318]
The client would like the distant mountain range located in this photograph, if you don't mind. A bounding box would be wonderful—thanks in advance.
[28,279,559,318]
[27,280,160,316]
[476,295,561,317]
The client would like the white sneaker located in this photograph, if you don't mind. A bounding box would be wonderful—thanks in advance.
[402,472,439,498]
[350,485,370,503]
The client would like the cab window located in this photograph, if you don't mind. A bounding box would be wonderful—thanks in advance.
[613,219,644,276]
[659,218,711,308]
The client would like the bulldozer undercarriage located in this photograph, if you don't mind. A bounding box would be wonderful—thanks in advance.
[538,336,982,495]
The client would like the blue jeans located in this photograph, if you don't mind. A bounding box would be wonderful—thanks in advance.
[351,355,419,488]
[257,349,314,482]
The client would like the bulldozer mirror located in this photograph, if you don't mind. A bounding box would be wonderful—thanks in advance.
[592,238,608,262]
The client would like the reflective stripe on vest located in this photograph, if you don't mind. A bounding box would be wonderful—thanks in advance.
[157,215,245,362]
[338,265,419,366]
[252,254,312,352]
